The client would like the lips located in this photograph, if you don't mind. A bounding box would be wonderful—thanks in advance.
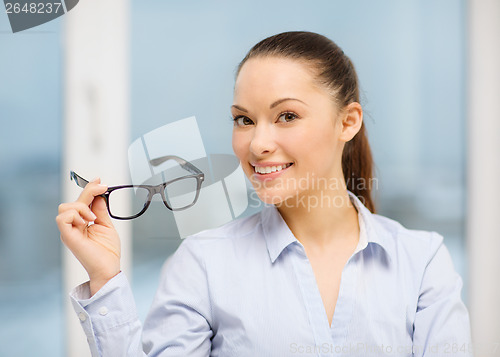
[252,162,293,175]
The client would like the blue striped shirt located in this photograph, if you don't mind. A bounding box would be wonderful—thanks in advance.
[71,193,472,356]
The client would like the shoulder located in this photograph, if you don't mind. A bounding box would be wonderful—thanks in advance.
[368,212,445,270]
[350,192,445,268]
[162,211,264,276]
[373,213,443,245]
[365,212,460,301]
[191,209,262,240]
[175,209,265,255]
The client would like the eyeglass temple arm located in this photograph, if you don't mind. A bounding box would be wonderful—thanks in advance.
[70,171,90,188]
[149,155,203,175]
[70,171,111,195]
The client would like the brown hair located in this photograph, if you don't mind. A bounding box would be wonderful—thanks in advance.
[236,31,376,213]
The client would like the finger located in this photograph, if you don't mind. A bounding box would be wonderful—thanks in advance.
[76,178,108,207]
[56,209,87,238]
[91,196,114,227]
[58,201,97,222]
[58,202,69,214]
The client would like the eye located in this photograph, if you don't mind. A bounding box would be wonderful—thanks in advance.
[233,116,254,127]
[277,112,298,123]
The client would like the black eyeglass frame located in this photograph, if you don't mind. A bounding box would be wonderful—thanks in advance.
[70,155,205,220]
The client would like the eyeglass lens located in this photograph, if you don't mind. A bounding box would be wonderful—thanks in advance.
[107,187,150,219]
[106,177,199,219]
[164,177,199,209]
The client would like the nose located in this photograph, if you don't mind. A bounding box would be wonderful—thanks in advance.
[249,123,277,156]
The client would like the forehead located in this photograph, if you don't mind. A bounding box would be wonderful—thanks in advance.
[234,57,325,102]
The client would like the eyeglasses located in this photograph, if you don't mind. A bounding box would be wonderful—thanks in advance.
[70,155,205,220]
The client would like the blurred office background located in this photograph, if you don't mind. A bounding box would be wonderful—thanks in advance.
[1,0,499,356]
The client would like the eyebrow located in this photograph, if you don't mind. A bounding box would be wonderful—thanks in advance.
[231,98,307,113]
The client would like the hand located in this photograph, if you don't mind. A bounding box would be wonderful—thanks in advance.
[56,178,121,295]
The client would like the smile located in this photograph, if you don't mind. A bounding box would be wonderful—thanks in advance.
[253,163,293,174]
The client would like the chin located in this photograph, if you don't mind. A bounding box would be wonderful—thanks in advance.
[253,188,297,206]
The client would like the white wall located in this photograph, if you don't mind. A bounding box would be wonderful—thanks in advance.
[467,0,500,354]
[63,1,131,356]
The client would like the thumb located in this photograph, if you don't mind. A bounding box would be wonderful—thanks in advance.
[91,196,114,227]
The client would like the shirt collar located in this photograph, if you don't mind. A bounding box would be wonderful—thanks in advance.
[348,191,394,264]
[261,203,298,264]
[260,191,394,264]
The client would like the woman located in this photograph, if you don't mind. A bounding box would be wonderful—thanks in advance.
[56,31,472,356]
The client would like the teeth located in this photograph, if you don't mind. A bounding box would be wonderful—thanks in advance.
[254,163,291,174]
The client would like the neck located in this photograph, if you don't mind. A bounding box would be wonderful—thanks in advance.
[276,187,359,249]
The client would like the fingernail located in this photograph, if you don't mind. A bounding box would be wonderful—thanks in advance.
[91,177,100,183]
[90,212,97,220]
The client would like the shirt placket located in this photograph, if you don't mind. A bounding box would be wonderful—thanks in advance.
[330,257,358,349]
[290,242,335,357]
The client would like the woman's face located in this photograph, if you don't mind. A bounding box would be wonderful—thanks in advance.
[231,56,347,206]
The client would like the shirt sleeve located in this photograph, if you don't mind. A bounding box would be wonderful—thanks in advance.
[69,271,144,357]
[69,237,213,356]
[412,233,473,356]
[142,237,213,356]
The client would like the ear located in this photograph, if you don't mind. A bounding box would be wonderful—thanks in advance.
[338,102,363,142]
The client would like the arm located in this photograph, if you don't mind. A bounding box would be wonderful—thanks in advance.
[142,237,213,356]
[58,177,212,356]
[70,272,144,357]
[68,238,213,356]
[412,234,473,356]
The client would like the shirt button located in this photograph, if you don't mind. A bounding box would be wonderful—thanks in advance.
[99,306,109,316]
[78,312,87,322]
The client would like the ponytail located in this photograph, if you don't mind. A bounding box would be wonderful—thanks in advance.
[342,123,376,213]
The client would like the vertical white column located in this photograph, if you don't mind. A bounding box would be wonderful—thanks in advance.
[62,1,131,356]
[467,0,500,354]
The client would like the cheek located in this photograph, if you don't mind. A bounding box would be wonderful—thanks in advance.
[232,132,255,179]
[232,130,249,160]
[287,122,337,167]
